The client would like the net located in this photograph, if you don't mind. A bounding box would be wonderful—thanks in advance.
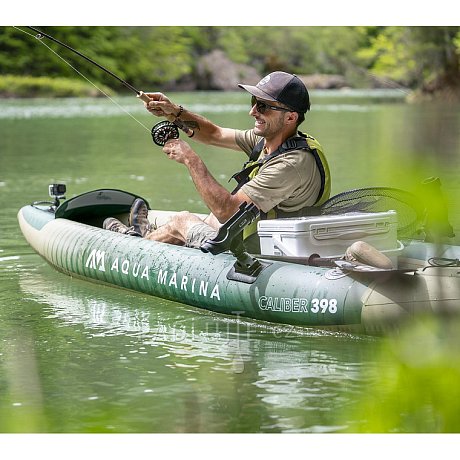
[319,187,425,240]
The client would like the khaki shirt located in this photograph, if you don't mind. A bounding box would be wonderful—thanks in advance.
[235,129,323,214]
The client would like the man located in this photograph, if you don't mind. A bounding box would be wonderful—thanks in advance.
[104,71,331,252]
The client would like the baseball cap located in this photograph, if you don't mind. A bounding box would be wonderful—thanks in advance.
[238,71,310,113]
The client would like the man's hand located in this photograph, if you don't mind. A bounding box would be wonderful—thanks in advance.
[143,92,180,119]
[162,139,197,165]
[162,141,253,223]
[145,93,240,151]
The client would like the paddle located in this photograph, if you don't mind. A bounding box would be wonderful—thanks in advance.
[253,253,416,274]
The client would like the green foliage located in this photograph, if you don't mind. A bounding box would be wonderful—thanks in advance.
[345,318,460,432]
[357,28,417,83]
[0,74,114,97]
[0,27,121,85]
[357,26,460,89]
[1,26,459,96]
[455,30,460,52]
[120,27,193,89]
[0,26,193,93]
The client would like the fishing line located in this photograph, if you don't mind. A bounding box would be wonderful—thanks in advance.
[13,26,151,132]
[13,26,191,144]
[350,64,411,97]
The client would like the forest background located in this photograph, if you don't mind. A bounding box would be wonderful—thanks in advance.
[1,26,459,101]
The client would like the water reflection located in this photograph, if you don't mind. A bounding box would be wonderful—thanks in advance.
[14,266,377,432]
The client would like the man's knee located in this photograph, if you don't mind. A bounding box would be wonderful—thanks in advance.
[167,211,201,234]
[162,211,205,242]
[173,210,200,226]
[150,211,216,248]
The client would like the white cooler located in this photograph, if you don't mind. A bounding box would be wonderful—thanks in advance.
[257,211,403,267]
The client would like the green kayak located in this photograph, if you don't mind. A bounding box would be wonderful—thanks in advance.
[18,187,460,335]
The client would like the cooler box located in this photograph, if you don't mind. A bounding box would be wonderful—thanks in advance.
[258,211,402,266]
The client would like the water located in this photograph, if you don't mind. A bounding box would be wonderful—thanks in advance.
[1,91,459,434]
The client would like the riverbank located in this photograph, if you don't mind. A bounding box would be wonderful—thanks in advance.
[2,73,458,103]
[0,75,114,98]
[2,73,346,98]
[0,73,403,99]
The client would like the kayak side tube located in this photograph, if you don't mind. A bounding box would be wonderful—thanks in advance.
[18,204,371,329]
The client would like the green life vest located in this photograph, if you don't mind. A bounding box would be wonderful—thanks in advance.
[231,131,331,249]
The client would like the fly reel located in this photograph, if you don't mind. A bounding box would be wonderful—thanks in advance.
[151,121,180,146]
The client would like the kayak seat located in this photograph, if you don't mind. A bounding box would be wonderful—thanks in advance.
[55,189,150,227]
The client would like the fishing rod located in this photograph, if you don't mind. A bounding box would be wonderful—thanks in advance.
[23,26,193,145]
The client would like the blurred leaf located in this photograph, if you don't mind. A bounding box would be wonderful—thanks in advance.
[344,318,460,432]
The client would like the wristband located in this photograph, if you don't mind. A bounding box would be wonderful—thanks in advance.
[176,105,184,118]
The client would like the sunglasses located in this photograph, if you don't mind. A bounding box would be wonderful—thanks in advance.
[251,96,292,114]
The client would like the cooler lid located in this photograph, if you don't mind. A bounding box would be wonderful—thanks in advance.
[257,211,398,233]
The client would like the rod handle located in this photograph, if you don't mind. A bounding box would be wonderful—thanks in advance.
[137,91,151,103]
[138,91,194,138]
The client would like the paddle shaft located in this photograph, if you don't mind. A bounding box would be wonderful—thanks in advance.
[254,253,335,267]
[254,253,415,274]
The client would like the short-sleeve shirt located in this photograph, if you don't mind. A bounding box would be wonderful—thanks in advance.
[235,129,323,214]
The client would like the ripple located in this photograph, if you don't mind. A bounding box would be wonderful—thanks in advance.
[0,99,249,120]
[0,256,20,262]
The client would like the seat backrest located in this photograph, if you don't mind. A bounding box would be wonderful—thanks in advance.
[55,189,150,225]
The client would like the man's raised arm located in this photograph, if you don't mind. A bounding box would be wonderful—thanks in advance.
[143,92,240,150]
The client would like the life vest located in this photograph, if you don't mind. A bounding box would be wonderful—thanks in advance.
[231,131,331,250]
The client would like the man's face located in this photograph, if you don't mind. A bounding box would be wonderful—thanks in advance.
[249,97,291,138]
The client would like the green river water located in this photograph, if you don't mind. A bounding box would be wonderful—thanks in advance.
[1,90,459,435]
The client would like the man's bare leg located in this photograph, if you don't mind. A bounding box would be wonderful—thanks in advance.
[144,211,212,246]
[203,213,221,228]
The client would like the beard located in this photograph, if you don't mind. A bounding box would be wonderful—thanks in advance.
[253,113,285,138]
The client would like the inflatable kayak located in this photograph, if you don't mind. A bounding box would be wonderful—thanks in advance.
[18,186,460,335]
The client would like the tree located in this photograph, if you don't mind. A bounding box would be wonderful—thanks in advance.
[357,26,460,100]
[1,26,459,98]
[0,26,193,92]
